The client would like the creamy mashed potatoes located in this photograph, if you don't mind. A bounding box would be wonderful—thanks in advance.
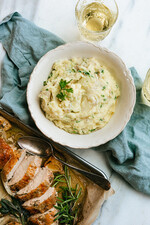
[39,57,120,134]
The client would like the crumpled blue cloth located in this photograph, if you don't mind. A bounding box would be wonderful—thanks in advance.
[0,12,150,195]
[0,12,64,125]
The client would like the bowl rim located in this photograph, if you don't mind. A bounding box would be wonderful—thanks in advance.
[27,41,136,149]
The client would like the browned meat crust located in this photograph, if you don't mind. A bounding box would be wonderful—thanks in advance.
[28,207,57,225]
[16,168,54,201]
[2,149,24,182]
[9,156,42,192]
[0,137,14,170]
[23,188,56,214]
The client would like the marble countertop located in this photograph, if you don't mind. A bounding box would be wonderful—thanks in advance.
[0,0,150,224]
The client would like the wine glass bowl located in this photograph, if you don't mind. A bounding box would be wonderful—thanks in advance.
[75,0,118,42]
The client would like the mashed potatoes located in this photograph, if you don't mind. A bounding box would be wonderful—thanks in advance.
[39,57,120,134]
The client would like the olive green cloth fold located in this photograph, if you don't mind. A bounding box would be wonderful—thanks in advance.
[0,12,150,195]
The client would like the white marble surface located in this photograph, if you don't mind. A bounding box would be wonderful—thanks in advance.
[0,0,150,224]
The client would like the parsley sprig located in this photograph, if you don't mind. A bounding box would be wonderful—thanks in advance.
[53,166,82,224]
[56,79,73,101]
[0,197,30,225]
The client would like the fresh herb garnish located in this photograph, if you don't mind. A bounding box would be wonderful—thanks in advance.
[100,104,103,108]
[83,71,90,76]
[59,79,71,89]
[65,88,73,93]
[89,129,96,132]
[102,86,106,90]
[48,72,53,79]
[100,118,103,121]
[53,166,82,225]
[56,91,66,101]
[0,197,30,225]
[43,81,47,86]
[114,96,117,99]
[56,79,73,101]
[76,120,80,123]
[101,95,105,97]
[72,131,78,134]
[78,70,91,77]
[101,69,104,73]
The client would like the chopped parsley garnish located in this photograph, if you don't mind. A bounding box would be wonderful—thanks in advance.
[72,131,78,134]
[100,118,103,121]
[89,129,96,132]
[65,88,73,93]
[72,68,76,72]
[114,96,117,99]
[56,91,66,101]
[103,98,107,101]
[102,86,106,90]
[59,79,72,89]
[43,81,47,86]
[83,71,90,76]
[76,120,80,123]
[100,104,103,108]
[56,79,73,101]
[46,88,48,91]
[101,95,105,97]
[78,70,91,77]
[48,72,53,79]
[101,69,104,73]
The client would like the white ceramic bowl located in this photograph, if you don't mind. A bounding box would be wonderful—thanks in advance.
[27,41,136,149]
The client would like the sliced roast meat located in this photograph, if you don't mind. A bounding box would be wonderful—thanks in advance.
[28,207,58,225]
[0,137,14,170]
[6,222,21,225]
[22,187,56,214]
[8,155,42,192]
[2,149,26,182]
[16,167,54,201]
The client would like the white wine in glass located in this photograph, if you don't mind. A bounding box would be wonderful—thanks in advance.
[75,0,118,42]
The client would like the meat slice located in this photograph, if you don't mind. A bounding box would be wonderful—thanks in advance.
[28,207,58,225]
[16,167,54,201]
[0,137,14,170]
[8,155,42,192]
[6,222,21,225]
[2,149,26,182]
[22,187,57,214]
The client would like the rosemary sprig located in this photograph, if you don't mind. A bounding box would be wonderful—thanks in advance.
[53,166,82,225]
[0,197,30,225]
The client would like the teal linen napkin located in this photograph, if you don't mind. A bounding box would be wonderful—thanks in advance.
[0,12,150,195]
[0,12,64,125]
